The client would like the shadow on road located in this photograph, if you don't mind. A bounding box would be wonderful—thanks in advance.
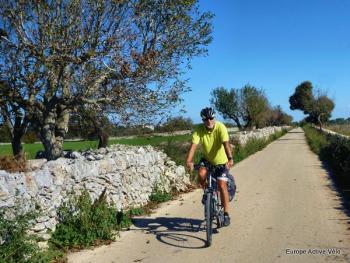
[320,160,350,227]
[131,217,210,249]
[287,131,304,134]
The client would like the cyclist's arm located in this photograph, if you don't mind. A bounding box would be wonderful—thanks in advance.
[186,143,198,170]
[223,141,234,167]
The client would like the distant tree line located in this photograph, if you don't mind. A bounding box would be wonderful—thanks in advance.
[211,84,293,130]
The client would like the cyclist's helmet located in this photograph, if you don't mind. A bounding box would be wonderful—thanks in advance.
[200,107,215,119]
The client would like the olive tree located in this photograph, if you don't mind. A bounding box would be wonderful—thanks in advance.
[289,81,334,128]
[0,0,213,159]
[211,85,270,130]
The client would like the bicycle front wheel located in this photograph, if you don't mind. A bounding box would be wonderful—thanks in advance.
[205,192,213,247]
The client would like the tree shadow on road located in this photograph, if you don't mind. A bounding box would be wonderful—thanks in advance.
[319,160,350,228]
[131,217,212,249]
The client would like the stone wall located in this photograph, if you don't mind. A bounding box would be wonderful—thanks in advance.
[0,144,190,240]
[312,126,350,140]
[231,126,291,146]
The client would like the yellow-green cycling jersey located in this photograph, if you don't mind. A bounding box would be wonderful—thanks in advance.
[191,121,229,165]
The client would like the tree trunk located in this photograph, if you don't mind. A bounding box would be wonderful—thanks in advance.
[40,107,69,160]
[97,128,109,149]
[6,111,28,160]
[11,133,24,159]
[232,116,242,131]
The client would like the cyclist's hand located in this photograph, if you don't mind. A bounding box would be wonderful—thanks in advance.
[186,161,194,172]
[226,159,234,169]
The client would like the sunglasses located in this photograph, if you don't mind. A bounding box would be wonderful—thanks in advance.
[202,117,214,121]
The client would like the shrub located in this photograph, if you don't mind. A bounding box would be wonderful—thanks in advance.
[50,188,118,249]
[149,189,172,203]
[0,203,62,263]
[320,135,350,179]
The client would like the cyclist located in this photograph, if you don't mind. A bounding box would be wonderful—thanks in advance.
[186,107,234,226]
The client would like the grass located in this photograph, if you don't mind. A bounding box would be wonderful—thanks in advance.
[303,125,329,154]
[0,135,191,160]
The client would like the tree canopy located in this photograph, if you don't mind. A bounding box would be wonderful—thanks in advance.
[289,81,334,128]
[211,85,290,129]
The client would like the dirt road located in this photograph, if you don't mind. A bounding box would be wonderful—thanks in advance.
[68,128,350,263]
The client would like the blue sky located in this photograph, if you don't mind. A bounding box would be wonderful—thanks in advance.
[180,0,350,123]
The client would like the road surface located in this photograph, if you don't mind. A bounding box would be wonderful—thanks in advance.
[68,128,350,263]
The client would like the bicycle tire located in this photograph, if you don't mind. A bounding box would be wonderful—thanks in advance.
[205,192,213,247]
[215,191,223,228]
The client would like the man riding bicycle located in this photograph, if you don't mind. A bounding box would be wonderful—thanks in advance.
[186,107,234,226]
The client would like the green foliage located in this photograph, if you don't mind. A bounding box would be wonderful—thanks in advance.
[321,136,350,179]
[289,81,335,127]
[116,207,146,230]
[0,203,62,263]
[154,116,194,132]
[289,81,314,113]
[50,189,117,249]
[211,85,273,129]
[149,190,172,203]
[211,87,242,129]
[303,125,350,181]
[302,125,329,154]
[116,211,132,230]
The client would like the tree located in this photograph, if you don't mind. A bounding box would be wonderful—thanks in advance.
[211,85,270,130]
[267,105,293,126]
[71,106,114,148]
[306,95,335,128]
[289,81,314,114]
[0,80,29,158]
[155,116,193,132]
[0,0,213,160]
[210,87,242,129]
[240,85,270,129]
[289,81,334,128]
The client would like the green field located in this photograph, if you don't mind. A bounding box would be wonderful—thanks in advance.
[0,134,192,160]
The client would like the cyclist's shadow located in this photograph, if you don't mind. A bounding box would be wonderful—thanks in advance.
[131,217,210,249]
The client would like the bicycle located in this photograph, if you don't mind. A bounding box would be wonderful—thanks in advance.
[194,163,235,247]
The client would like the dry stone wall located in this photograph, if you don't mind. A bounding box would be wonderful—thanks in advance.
[0,144,190,240]
[231,126,291,146]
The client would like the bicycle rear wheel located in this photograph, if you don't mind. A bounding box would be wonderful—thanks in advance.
[205,192,213,247]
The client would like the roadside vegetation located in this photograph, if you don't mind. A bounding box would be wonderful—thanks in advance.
[303,125,350,209]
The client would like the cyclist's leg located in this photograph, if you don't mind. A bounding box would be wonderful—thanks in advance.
[198,166,207,189]
[218,178,229,213]
[197,158,209,189]
[217,167,230,213]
